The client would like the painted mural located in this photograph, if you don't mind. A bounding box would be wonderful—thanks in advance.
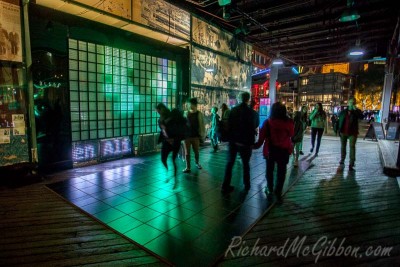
[192,16,252,62]
[138,0,190,40]
[191,46,251,90]
[76,0,132,20]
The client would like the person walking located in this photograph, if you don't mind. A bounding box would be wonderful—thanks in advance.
[183,98,205,173]
[292,105,308,167]
[156,103,172,170]
[210,106,220,152]
[219,103,230,142]
[338,97,363,171]
[331,114,339,136]
[254,102,294,203]
[221,92,259,193]
[309,102,326,156]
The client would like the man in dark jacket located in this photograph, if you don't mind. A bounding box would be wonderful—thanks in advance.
[338,97,363,171]
[221,92,259,193]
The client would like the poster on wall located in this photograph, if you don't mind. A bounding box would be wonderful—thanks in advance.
[0,0,22,62]
[0,127,10,144]
[191,46,251,90]
[12,113,24,135]
[192,16,252,62]
[75,0,131,20]
[135,0,190,40]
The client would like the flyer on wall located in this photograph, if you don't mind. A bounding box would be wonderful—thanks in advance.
[0,127,10,144]
[0,0,22,62]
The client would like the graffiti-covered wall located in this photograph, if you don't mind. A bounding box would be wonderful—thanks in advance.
[192,16,252,62]
[191,86,240,134]
[191,46,251,90]
[190,16,252,124]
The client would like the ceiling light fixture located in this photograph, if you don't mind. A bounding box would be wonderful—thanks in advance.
[339,0,360,22]
[218,0,231,6]
[348,39,364,56]
[272,53,284,65]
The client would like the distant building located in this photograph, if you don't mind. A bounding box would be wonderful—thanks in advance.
[298,72,352,113]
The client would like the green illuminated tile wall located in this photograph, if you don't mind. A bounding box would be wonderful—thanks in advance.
[69,39,177,142]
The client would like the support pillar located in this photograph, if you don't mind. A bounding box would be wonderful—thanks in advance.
[379,73,393,126]
[269,65,278,104]
[22,0,37,162]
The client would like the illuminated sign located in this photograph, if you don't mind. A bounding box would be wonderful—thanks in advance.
[72,137,132,163]
[72,142,97,163]
[99,137,132,161]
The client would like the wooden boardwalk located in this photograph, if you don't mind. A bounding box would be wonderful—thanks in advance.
[1,137,399,266]
[0,181,169,266]
[217,138,400,266]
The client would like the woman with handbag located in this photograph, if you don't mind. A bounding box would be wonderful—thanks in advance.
[254,102,294,203]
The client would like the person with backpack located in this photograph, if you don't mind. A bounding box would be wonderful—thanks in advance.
[254,102,294,203]
[156,103,187,180]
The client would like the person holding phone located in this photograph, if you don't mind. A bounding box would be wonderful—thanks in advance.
[309,103,326,156]
[338,97,363,171]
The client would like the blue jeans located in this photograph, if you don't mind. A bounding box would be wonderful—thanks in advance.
[311,127,324,153]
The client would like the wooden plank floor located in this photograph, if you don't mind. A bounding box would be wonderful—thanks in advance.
[1,137,399,266]
[0,184,169,266]
[217,138,400,266]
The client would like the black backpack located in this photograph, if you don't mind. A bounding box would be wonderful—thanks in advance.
[166,109,188,141]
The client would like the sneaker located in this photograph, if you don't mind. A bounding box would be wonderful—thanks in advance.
[221,185,234,194]
[182,168,191,173]
[196,163,202,169]
[349,165,355,171]
[314,153,318,157]
[299,151,304,155]
[310,148,313,153]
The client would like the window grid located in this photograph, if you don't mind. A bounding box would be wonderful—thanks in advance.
[69,39,177,142]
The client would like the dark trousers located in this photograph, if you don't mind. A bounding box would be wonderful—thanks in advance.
[161,139,181,176]
[311,127,324,153]
[340,134,357,166]
[223,142,252,188]
[266,147,289,196]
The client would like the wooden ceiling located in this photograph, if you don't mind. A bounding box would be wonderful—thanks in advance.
[167,0,400,66]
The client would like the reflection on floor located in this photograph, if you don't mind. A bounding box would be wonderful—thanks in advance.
[47,145,309,266]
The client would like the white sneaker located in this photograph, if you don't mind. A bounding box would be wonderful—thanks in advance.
[196,163,202,169]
